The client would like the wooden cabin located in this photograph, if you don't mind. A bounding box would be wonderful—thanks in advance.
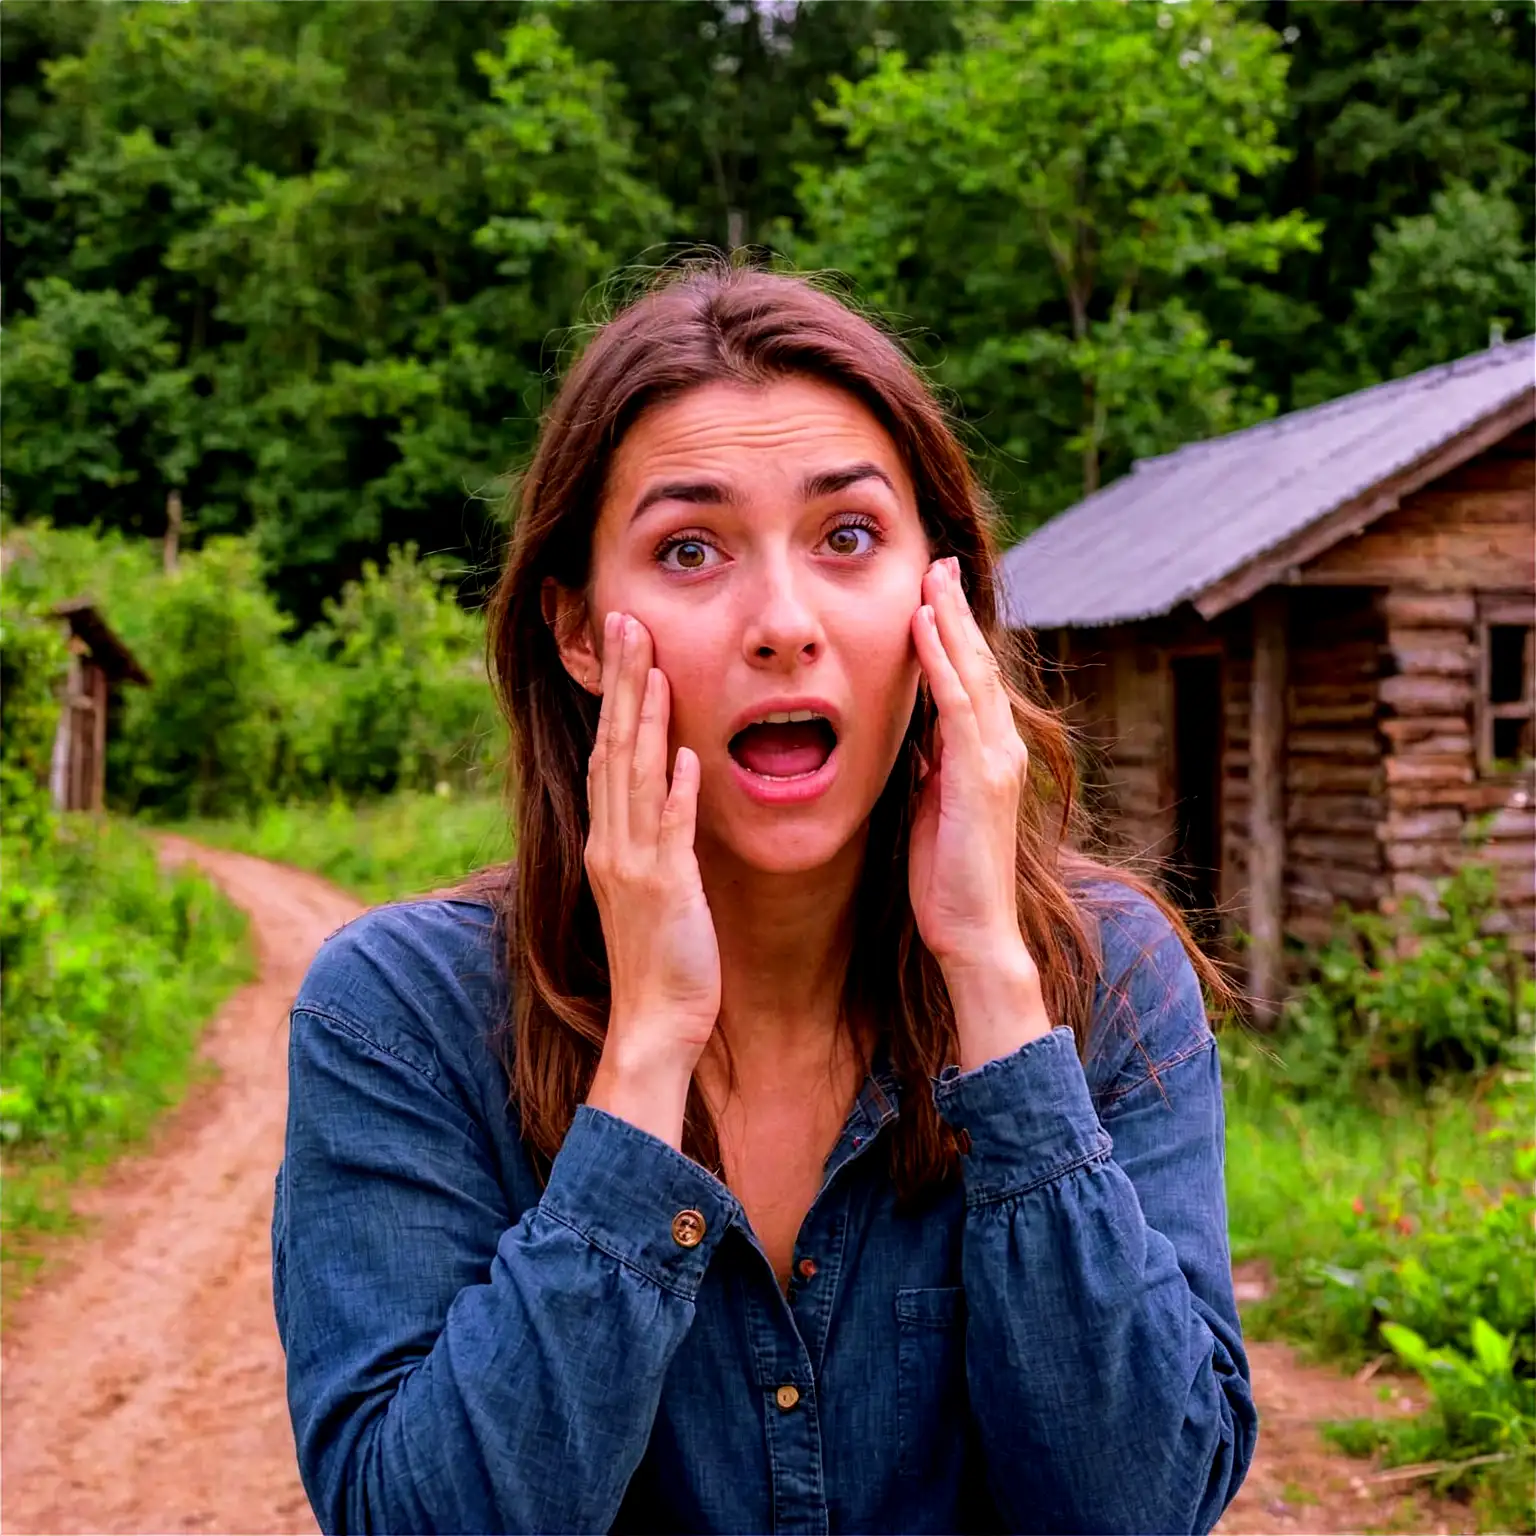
[998,339,1536,1013]
[48,599,150,813]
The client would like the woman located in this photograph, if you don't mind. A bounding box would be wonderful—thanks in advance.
[274,264,1258,1536]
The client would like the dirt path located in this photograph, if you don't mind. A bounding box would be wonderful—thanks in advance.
[1,838,358,1536]
[1,843,1478,1536]
[1217,1337,1474,1536]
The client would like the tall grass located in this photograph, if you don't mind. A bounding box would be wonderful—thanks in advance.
[179,790,512,905]
[2,816,254,1300]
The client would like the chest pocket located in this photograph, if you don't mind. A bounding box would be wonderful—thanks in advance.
[895,1285,969,1484]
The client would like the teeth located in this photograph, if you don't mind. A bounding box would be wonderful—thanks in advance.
[756,709,821,725]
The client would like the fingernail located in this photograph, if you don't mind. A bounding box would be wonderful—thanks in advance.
[949,556,962,578]
[921,604,936,626]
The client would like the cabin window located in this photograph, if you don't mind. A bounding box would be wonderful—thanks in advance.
[1478,605,1535,771]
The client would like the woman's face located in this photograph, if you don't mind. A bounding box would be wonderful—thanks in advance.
[558,376,933,875]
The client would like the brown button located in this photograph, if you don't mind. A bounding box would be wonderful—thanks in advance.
[796,1257,818,1281]
[671,1209,706,1248]
[775,1384,801,1412]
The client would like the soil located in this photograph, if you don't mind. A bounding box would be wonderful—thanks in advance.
[0,840,1481,1536]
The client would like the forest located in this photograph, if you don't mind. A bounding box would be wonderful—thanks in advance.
[2,7,1534,1529]
[4,0,1532,620]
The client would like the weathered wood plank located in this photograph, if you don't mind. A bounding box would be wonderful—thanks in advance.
[1287,761,1383,793]
[1379,674,1475,715]
[1380,716,1470,744]
[1248,593,1287,1020]
[1290,833,1383,870]
[1383,756,1476,786]
[1387,645,1476,678]
[1381,591,1477,628]
[1380,809,1464,841]
[1287,729,1380,760]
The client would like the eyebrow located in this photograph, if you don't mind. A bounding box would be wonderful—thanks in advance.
[630,461,896,524]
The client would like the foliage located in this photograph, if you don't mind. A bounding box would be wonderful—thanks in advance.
[286,546,502,801]
[3,527,500,816]
[5,2,1530,598]
[0,601,69,850]
[110,538,294,819]
[0,816,251,1151]
[1213,0,1534,410]
[2,2,667,618]
[1324,1319,1535,1535]
[179,789,511,906]
[1225,1044,1536,1371]
[1338,181,1536,386]
[1276,864,1534,1095]
[1224,1024,1536,1532]
[792,0,1317,529]
[0,596,253,1285]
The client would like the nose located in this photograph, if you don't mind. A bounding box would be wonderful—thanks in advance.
[740,559,825,672]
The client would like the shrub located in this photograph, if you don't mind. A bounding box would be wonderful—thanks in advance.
[110,537,293,819]
[1278,863,1533,1096]
[285,544,501,801]
[3,526,502,814]
[1324,1318,1535,1534]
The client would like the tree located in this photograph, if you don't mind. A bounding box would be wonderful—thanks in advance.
[1204,0,1535,408]
[2,3,667,619]
[794,1,1317,529]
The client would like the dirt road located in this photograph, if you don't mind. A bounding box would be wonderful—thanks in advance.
[1,840,1474,1535]
[1,838,355,1536]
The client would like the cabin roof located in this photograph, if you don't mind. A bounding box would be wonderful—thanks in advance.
[52,598,151,686]
[997,336,1536,631]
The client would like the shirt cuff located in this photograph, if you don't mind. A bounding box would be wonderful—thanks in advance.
[538,1105,739,1300]
[931,1026,1112,1206]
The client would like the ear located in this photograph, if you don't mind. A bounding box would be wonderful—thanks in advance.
[541,577,602,696]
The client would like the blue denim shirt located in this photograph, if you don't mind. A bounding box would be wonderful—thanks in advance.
[274,886,1256,1535]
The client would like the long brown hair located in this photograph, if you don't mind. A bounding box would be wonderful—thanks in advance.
[478,260,1223,1200]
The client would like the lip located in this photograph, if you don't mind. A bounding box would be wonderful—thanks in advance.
[725,695,844,808]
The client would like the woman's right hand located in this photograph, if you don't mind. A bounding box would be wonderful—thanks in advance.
[584,612,721,1149]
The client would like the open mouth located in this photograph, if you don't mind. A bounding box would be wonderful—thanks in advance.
[727,711,838,780]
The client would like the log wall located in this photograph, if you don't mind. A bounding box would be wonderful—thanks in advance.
[1282,589,1388,947]
[1303,423,1535,962]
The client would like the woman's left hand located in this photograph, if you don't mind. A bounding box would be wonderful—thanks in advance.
[909,557,1054,1068]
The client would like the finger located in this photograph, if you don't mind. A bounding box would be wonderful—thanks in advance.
[588,610,623,831]
[912,600,978,746]
[658,746,700,861]
[927,559,1012,740]
[630,666,670,839]
[604,615,653,843]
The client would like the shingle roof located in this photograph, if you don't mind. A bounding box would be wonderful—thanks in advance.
[997,337,1536,630]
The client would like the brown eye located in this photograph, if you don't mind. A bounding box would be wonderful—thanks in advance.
[824,524,873,557]
[674,541,707,569]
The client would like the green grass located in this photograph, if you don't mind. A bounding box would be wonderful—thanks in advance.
[178,789,512,905]
[2,817,254,1304]
[1222,1030,1536,1533]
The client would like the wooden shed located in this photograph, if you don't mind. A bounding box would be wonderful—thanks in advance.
[48,599,150,813]
[999,338,1536,1013]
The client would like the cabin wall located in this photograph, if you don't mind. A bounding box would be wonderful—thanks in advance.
[1282,589,1389,947]
[1301,424,1536,961]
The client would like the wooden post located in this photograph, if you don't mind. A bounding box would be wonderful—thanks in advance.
[164,489,183,574]
[1248,591,1288,1022]
[90,662,109,812]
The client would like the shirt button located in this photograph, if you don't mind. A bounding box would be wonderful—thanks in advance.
[775,1384,801,1412]
[671,1209,706,1248]
[796,1256,817,1281]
